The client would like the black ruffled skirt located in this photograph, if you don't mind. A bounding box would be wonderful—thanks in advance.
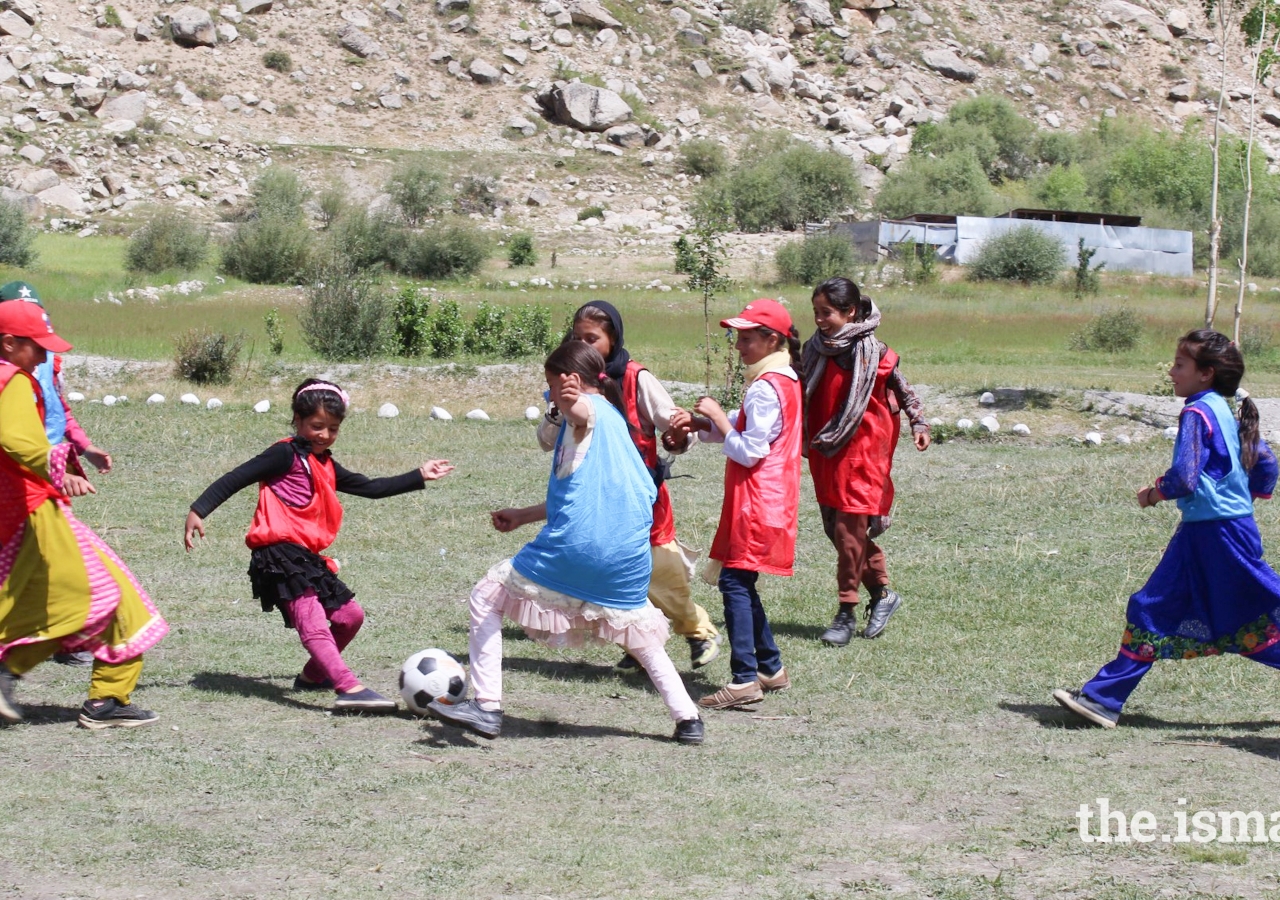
[248,543,354,628]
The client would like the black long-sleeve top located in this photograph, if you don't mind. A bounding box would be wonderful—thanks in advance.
[190,438,424,518]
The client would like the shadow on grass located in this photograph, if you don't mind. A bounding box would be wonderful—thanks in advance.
[1001,701,1280,732]
[499,654,721,694]
[770,621,829,641]
[3,704,80,726]
[1200,734,1280,761]
[416,712,673,746]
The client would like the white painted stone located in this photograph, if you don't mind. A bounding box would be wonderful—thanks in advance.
[956,418,974,429]
[206,398,223,410]
[465,408,491,421]
[67,391,85,402]
[979,391,995,406]
[1084,431,1103,445]
[103,394,118,407]
[1163,426,1179,440]
[928,417,944,428]
[1012,423,1031,436]
[253,399,271,413]
[377,402,400,419]
[525,406,541,421]
[1115,434,1131,445]
[146,393,165,404]
[980,415,999,433]
[430,406,453,421]
[181,393,200,405]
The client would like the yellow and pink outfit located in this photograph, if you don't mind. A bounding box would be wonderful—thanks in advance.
[0,360,166,705]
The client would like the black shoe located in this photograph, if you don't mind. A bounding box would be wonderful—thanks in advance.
[78,698,159,730]
[688,636,721,669]
[332,688,397,712]
[427,698,502,739]
[615,653,641,672]
[53,651,94,667]
[819,605,856,647]
[674,717,705,745]
[863,590,901,639]
[292,674,335,692]
[0,664,22,723]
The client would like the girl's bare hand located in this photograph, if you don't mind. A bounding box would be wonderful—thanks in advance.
[915,431,931,452]
[82,445,113,473]
[419,460,455,481]
[184,511,206,551]
[693,396,723,419]
[490,508,524,532]
[63,474,96,498]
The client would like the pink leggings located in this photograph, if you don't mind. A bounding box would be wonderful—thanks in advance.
[468,586,699,723]
[282,591,364,694]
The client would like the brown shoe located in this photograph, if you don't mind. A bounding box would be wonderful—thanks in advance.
[698,680,764,710]
[758,667,790,692]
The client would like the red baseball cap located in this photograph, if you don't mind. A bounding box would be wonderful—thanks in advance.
[720,298,793,335]
[0,300,72,352]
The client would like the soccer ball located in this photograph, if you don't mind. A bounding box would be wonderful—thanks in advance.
[399,649,468,715]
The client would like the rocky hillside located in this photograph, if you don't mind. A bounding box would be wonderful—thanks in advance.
[0,0,1271,240]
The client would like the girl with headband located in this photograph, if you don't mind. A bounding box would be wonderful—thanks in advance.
[184,378,454,713]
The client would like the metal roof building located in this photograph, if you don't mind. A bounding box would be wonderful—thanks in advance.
[826,209,1194,277]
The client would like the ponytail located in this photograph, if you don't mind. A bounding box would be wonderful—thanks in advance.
[543,340,627,419]
[1238,390,1262,472]
[1179,329,1263,470]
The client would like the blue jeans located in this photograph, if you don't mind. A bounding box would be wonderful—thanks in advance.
[718,567,783,684]
[1082,642,1280,712]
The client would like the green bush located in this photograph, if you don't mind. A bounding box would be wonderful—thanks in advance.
[220,218,312,284]
[874,148,999,218]
[125,208,210,274]
[501,305,554,357]
[391,286,431,357]
[723,0,777,31]
[968,225,1066,285]
[0,198,37,267]
[322,208,399,272]
[679,139,729,178]
[316,183,348,229]
[387,156,448,226]
[673,235,698,275]
[173,328,243,384]
[464,301,505,355]
[429,298,465,357]
[507,232,537,267]
[262,49,293,72]
[1071,238,1104,298]
[300,258,388,360]
[1034,165,1089,211]
[578,205,605,221]
[774,235,856,284]
[393,221,489,279]
[913,96,1037,181]
[1240,324,1274,359]
[703,136,861,231]
[249,167,309,222]
[264,307,284,355]
[1069,308,1142,353]
[453,175,500,216]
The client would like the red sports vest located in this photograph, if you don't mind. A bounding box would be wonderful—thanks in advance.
[621,360,677,546]
[0,361,61,546]
[245,441,344,562]
[709,370,802,576]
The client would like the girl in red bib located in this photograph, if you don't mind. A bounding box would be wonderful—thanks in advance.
[803,278,930,646]
[184,379,454,712]
[675,299,802,711]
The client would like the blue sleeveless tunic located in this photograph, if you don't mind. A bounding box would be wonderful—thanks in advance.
[512,394,657,609]
[34,359,67,445]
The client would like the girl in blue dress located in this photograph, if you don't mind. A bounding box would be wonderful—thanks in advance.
[428,341,705,744]
[1055,329,1280,727]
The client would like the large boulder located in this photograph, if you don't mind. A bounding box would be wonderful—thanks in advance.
[1166,8,1189,37]
[6,0,39,25]
[36,184,84,213]
[538,82,632,132]
[1099,0,1171,42]
[921,48,977,82]
[604,122,646,147]
[239,0,274,12]
[73,82,107,108]
[338,23,385,58]
[567,0,621,28]
[170,6,216,46]
[96,89,148,122]
[469,58,501,84]
[0,10,33,38]
[792,0,834,27]
[17,169,59,194]
[0,187,41,217]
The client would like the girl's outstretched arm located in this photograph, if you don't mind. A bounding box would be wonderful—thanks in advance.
[490,503,548,532]
[1249,438,1278,499]
[419,460,455,481]
[184,510,206,551]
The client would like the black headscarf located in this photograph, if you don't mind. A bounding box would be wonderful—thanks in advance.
[575,300,631,382]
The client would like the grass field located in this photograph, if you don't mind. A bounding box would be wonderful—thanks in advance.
[3,237,1280,898]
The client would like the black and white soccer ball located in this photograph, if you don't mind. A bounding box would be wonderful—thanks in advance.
[399,648,468,715]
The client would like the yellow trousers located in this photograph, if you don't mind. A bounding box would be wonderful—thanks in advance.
[649,540,718,641]
[6,640,144,703]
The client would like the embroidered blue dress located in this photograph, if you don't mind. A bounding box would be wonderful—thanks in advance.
[1083,390,1280,712]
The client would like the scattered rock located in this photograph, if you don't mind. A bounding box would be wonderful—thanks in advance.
[339,23,386,59]
[240,0,274,13]
[956,418,974,429]
[0,10,34,39]
[922,48,977,83]
[147,393,165,404]
[378,402,400,418]
[980,415,999,433]
[1084,431,1103,445]
[170,6,217,47]
[206,397,224,410]
[567,0,622,28]
[791,0,835,28]
[469,59,502,84]
[181,393,200,405]
[253,399,271,413]
[979,391,995,406]
[1012,423,1031,436]
[36,185,84,213]
[430,406,453,421]
[1163,425,1178,439]
[538,82,632,132]
[1115,434,1131,445]
[604,122,646,147]
[465,408,491,421]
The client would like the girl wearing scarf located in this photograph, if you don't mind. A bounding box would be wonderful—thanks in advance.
[802,277,930,647]
[538,301,721,672]
[678,299,801,710]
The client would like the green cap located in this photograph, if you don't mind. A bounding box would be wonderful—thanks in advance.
[0,281,41,304]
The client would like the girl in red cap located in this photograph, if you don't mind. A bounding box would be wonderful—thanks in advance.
[0,301,168,728]
[803,277,930,646]
[673,299,802,710]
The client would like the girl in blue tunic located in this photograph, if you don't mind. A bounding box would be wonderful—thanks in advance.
[1055,329,1280,727]
[428,341,704,744]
